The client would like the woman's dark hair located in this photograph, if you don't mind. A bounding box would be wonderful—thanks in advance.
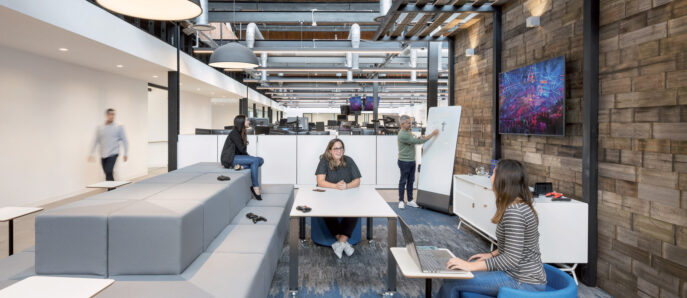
[491,159,537,224]
[321,138,346,170]
[233,115,248,146]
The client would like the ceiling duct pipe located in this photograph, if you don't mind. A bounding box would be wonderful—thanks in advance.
[376,0,392,21]
[348,24,360,70]
[410,48,418,82]
[260,53,268,81]
[190,0,214,31]
[246,23,264,49]
[347,71,353,82]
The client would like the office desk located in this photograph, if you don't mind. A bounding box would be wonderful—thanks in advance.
[0,276,114,298]
[289,186,398,296]
[390,247,473,298]
[0,207,43,255]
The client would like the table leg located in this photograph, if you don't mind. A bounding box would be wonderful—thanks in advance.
[367,217,373,240]
[299,218,306,240]
[289,217,299,295]
[386,217,397,292]
[8,219,13,256]
[426,278,432,298]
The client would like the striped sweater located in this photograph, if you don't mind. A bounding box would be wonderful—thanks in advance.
[485,203,547,285]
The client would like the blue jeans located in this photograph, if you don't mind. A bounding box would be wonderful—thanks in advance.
[398,160,416,202]
[438,271,546,297]
[232,155,264,187]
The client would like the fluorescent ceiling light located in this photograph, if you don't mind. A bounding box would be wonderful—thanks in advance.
[96,0,202,21]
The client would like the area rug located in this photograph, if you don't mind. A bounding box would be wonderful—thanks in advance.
[268,203,490,298]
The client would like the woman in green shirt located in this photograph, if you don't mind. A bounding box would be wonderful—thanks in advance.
[397,115,438,209]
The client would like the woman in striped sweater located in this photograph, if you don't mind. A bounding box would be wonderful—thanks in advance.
[438,159,547,297]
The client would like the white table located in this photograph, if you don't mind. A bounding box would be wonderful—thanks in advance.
[390,247,473,298]
[0,276,114,298]
[0,207,43,255]
[86,181,131,191]
[289,186,398,295]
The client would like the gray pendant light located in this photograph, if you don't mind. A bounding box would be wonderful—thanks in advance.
[96,0,202,21]
[190,0,215,31]
[209,42,259,69]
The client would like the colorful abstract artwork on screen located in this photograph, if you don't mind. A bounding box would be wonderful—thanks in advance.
[363,96,376,111]
[349,96,362,112]
[499,55,565,136]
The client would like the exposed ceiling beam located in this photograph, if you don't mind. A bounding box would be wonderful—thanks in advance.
[238,25,378,32]
[447,14,481,35]
[434,12,466,35]
[209,11,379,24]
[390,0,429,37]
[398,3,494,13]
[404,14,434,37]
[380,35,448,41]
[208,2,379,12]
[373,0,406,40]
[472,0,490,6]
[244,77,449,83]
[418,13,453,37]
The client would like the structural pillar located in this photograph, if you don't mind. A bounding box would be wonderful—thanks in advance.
[427,41,440,112]
[268,107,273,123]
[581,0,599,286]
[167,24,181,171]
[448,37,455,106]
[239,98,248,116]
[373,80,379,134]
[491,6,502,161]
[252,103,257,118]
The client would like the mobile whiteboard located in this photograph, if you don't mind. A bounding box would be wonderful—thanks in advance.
[418,106,462,200]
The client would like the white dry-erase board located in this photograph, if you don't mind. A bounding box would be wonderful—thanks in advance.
[418,106,462,197]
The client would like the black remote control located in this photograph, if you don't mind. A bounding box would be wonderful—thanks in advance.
[296,205,312,213]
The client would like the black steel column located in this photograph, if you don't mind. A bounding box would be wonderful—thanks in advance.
[448,38,456,106]
[491,6,502,161]
[239,98,248,115]
[168,23,181,171]
[427,41,440,112]
[252,103,257,118]
[373,80,379,134]
[268,107,273,123]
[262,106,266,118]
[581,0,599,287]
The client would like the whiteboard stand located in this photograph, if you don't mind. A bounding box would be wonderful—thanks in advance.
[417,106,462,214]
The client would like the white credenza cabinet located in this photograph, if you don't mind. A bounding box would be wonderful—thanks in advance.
[453,175,588,265]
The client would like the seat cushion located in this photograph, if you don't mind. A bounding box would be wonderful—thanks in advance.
[231,206,288,238]
[247,193,292,208]
[181,253,269,298]
[35,199,132,275]
[95,280,214,298]
[108,200,204,275]
[174,162,231,174]
[86,183,174,200]
[261,184,294,194]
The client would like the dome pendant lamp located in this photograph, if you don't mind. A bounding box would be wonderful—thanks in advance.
[96,0,202,21]
[209,42,259,69]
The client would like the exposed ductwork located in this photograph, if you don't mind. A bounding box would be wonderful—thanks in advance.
[246,23,264,49]
[348,24,360,70]
[377,0,392,21]
[190,0,214,31]
[410,48,417,82]
[261,52,268,81]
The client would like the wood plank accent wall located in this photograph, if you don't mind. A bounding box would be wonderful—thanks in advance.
[452,0,687,296]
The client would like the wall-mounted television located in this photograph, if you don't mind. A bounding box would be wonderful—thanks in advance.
[349,96,363,112]
[363,96,377,111]
[499,55,565,136]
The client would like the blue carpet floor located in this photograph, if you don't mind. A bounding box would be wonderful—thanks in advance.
[268,203,491,298]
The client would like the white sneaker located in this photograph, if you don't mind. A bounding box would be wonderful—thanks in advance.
[398,201,405,209]
[407,201,419,208]
[331,241,344,259]
[343,242,355,256]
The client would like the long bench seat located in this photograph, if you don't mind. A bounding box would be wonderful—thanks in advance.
[30,162,294,298]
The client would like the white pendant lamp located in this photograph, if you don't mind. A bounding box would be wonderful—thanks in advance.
[209,42,259,69]
[96,0,202,21]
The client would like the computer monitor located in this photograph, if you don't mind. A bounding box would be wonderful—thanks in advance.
[249,118,269,126]
[340,105,351,115]
[349,96,362,112]
[339,121,352,131]
[315,122,325,131]
[337,114,348,122]
[327,120,338,127]
[363,96,377,111]
[254,126,270,135]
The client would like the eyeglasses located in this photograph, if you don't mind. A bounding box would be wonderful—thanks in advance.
[332,147,344,152]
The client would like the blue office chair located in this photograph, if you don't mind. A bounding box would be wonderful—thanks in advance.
[459,264,577,298]
[310,217,362,246]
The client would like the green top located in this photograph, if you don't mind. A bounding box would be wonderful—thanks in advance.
[397,129,427,162]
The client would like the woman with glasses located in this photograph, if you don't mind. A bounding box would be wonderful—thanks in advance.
[315,138,361,258]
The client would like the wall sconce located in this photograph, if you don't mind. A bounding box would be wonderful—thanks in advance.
[465,48,475,57]
[526,16,540,27]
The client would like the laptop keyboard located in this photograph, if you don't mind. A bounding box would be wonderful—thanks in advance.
[418,250,458,273]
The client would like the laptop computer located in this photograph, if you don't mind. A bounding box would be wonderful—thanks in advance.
[399,217,468,274]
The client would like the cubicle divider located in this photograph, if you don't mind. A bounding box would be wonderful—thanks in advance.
[179,134,420,188]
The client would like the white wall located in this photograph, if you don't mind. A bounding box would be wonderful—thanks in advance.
[211,98,240,129]
[147,86,167,167]
[0,46,148,207]
[180,91,211,134]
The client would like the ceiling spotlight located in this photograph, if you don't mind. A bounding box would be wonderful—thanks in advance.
[526,16,541,28]
[58,48,69,52]
[116,64,124,68]
[465,48,475,57]
[96,0,202,21]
